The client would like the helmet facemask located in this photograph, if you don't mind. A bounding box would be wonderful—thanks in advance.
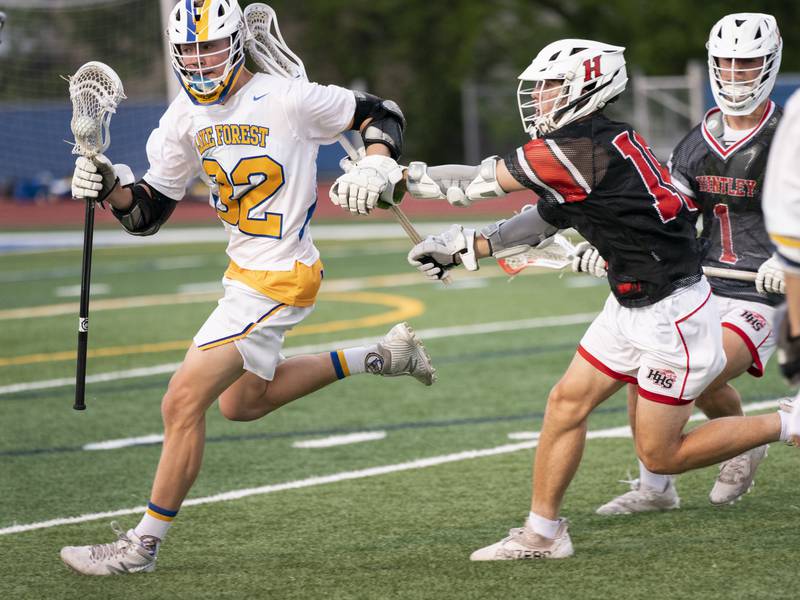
[709,53,778,115]
[170,31,245,98]
[167,0,247,105]
[518,79,572,138]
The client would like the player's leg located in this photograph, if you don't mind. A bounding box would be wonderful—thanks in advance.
[701,299,777,504]
[595,383,681,515]
[60,341,246,575]
[219,321,435,421]
[634,396,781,474]
[470,350,624,561]
[601,327,755,514]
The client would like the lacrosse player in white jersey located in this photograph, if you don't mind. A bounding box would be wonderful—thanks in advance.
[585,13,787,514]
[390,38,797,561]
[60,0,434,576]
[764,88,800,446]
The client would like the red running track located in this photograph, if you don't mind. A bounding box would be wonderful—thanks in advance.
[0,185,536,228]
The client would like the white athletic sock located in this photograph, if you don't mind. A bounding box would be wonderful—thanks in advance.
[331,345,378,378]
[527,512,562,539]
[639,460,671,492]
[133,502,177,550]
[778,408,791,442]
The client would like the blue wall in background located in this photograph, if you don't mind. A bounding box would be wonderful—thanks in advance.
[0,100,349,192]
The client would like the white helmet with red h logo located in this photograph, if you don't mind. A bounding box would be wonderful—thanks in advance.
[167,0,247,105]
[707,13,782,116]
[517,39,628,138]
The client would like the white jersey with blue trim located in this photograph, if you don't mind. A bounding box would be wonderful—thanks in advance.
[143,72,356,271]
[764,90,800,274]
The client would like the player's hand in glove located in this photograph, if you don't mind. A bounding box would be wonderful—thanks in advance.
[71,154,134,203]
[329,155,404,215]
[407,224,478,281]
[755,254,785,294]
[571,242,607,278]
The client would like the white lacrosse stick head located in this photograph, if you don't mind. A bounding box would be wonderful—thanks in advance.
[244,3,307,80]
[68,61,126,157]
[497,233,578,276]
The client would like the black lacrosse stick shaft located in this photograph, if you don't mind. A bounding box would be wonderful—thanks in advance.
[74,199,95,410]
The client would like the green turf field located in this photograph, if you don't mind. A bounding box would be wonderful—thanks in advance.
[1,233,797,599]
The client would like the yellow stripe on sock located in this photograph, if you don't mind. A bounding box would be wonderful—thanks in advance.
[146,508,175,522]
[336,350,351,377]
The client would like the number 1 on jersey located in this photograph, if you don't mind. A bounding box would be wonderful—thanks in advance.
[203,155,285,238]
[713,203,738,264]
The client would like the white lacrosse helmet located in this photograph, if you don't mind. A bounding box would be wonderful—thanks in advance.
[167,0,247,105]
[707,13,782,116]
[517,39,628,138]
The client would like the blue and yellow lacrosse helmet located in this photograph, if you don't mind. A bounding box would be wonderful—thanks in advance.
[167,0,247,105]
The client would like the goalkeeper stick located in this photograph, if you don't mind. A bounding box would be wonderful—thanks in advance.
[244,4,451,284]
[68,61,126,410]
[498,234,768,286]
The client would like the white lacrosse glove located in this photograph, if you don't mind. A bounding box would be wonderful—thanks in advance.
[755,254,785,294]
[71,154,134,202]
[407,224,478,281]
[571,242,607,278]
[329,155,404,215]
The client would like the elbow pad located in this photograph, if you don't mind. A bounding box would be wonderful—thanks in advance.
[480,204,559,258]
[352,91,406,159]
[111,182,178,236]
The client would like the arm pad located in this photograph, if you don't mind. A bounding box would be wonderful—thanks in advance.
[480,204,559,256]
[351,91,406,160]
[111,181,178,237]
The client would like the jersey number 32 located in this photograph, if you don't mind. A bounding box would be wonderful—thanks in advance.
[203,155,285,238]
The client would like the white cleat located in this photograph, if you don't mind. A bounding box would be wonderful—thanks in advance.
[596,478,680,515]
[371,322,437,386]
[709,445,768,506]
[470,520,574,561]
[60,522,157,576]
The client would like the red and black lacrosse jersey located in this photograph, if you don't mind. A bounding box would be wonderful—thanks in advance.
[505,112,703,308]
[668,101,783,306]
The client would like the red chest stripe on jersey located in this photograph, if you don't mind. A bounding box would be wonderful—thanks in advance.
[522,139,589,202]
[701,101,775,160]
[612,131,688,223]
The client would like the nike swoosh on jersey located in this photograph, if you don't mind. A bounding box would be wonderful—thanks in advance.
[253,93,270,101]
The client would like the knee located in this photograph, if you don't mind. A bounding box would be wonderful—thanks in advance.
[218,399,262,422]
[636,445,682,475]
[546,382,593,423]
[161,377,206,429]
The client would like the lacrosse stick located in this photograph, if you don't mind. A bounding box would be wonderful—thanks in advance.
[68,61,126,410]
[243,4,452,282]
[498,234,769,286]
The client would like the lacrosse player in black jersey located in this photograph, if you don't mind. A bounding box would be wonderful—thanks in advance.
[573,14,787,514]
[402,38,796,560]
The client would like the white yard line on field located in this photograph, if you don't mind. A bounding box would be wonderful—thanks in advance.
[0,396,784,537]
[0,312,597,396]
[292,431,387,449]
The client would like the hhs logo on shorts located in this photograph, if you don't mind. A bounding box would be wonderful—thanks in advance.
[646,367,676,389]
[739,309,766,332]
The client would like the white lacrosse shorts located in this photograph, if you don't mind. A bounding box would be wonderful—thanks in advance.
[578,278,726,405]
[193,278,315,381]
[714,295,778,377]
